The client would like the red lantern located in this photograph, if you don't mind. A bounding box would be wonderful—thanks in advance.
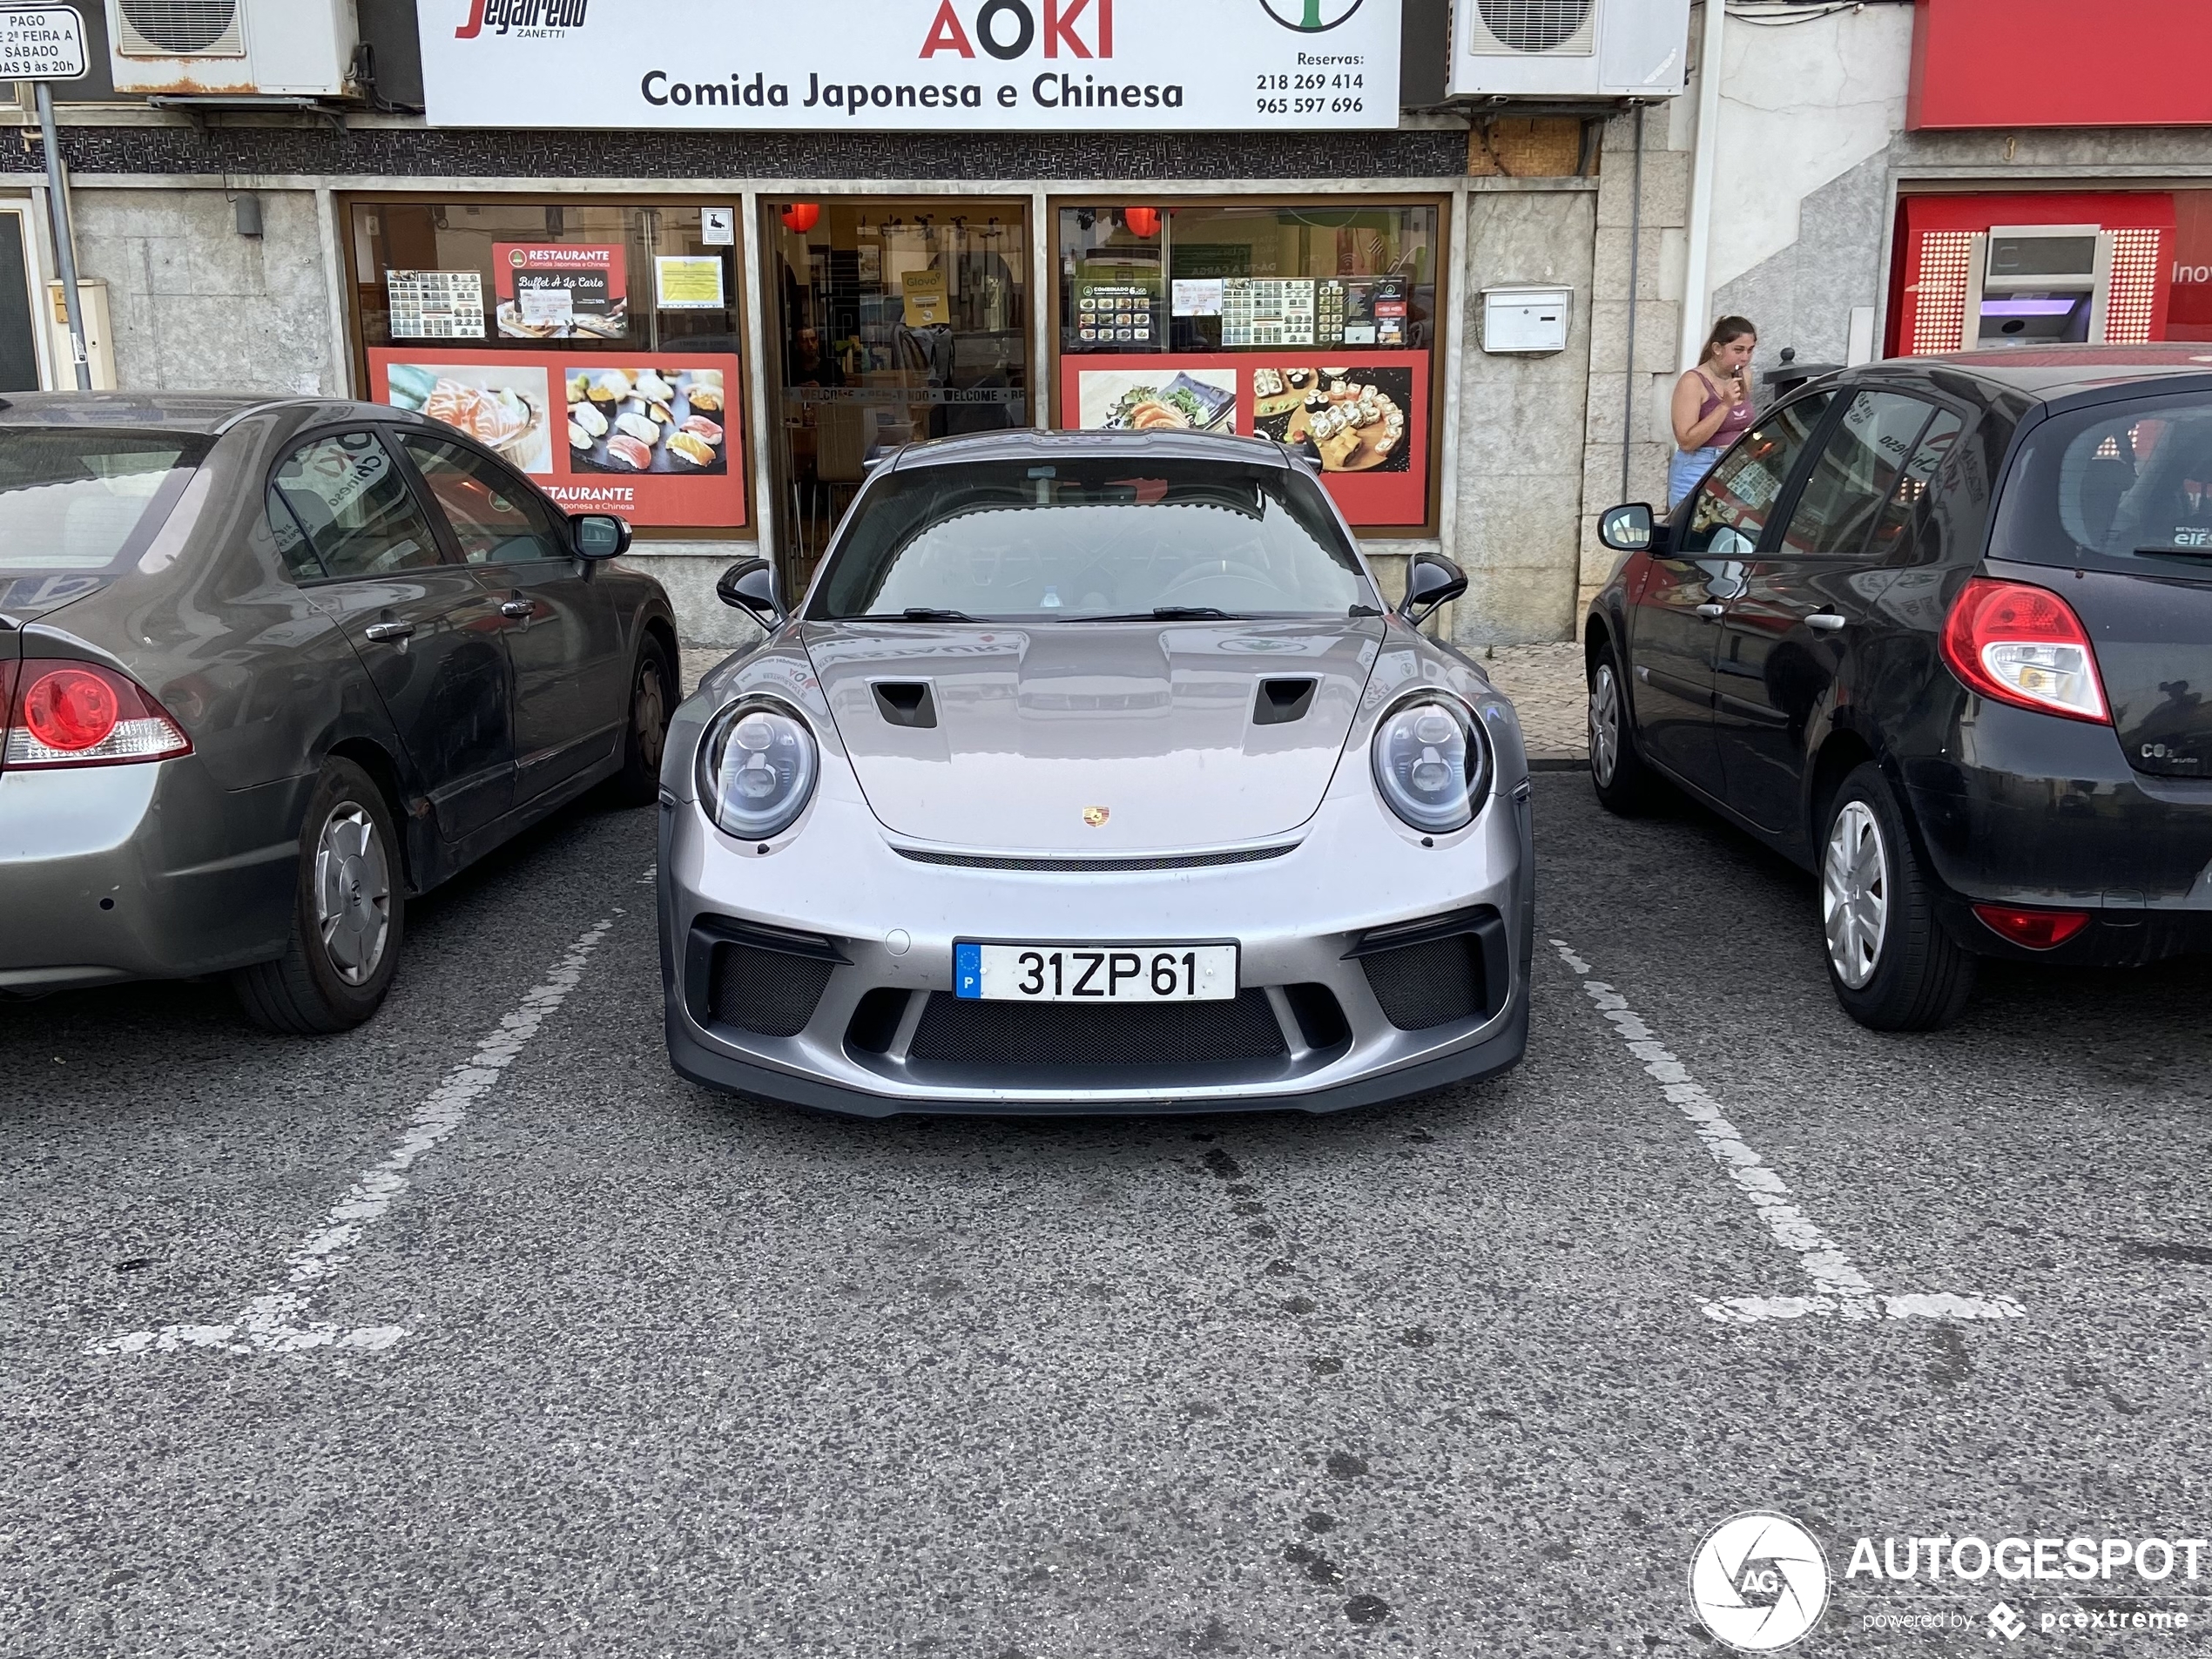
[1123,206,1161,239]
[781,202,821,234]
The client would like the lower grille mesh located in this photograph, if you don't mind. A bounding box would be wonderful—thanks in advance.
[711,943,833,1038]
[907,990,1288,1068]
[1362,935,1487,1031]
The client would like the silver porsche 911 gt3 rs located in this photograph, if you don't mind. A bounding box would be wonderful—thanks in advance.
[656,430,1533,1116]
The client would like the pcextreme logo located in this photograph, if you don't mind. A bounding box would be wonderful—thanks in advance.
[455,0,590,41]
[1258,0,1366,31]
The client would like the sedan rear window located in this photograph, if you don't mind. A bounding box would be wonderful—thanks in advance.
[812,456,1375,621]
[1995,392,2212,574]
[0,431,206,571]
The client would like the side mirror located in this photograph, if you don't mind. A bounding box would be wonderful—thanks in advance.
[716,556,782,630]
[1399,551,1468,626]
[1597,502,1658,555]
[572,513,631,561]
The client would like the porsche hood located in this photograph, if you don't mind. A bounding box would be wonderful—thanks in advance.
[803,619,1385,853]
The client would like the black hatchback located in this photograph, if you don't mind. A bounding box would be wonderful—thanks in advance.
[1586,346,2212,1030]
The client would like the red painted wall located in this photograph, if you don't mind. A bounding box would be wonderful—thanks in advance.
[1911,0,2212,130]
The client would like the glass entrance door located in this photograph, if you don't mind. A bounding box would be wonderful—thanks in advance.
[764,199,1029,597]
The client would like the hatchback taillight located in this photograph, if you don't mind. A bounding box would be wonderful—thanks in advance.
[1939,577,2111,725]
[0,658,192,770]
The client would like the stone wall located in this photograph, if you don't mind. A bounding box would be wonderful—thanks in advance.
[71,185,334,396]
[1452,184,1597,645]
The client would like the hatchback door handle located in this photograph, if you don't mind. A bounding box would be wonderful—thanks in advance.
[500,599,534,619]
[1695,603,1726,619]
[363,620,415,643]
[1806,612,1847,631]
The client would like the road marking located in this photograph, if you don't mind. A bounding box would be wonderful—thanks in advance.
[1548,938,2024,1326]
[91,916,618,1358]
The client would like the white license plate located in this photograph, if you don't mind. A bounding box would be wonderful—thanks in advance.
[954,942,1237,1002]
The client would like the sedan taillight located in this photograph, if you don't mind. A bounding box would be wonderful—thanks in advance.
[1939,577,2111,725]
[1,658,192,771]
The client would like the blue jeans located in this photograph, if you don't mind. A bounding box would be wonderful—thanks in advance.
[1668,447,1723,510]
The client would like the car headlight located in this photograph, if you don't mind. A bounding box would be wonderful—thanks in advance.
[698,698,819,840]
[1371,695,1489,833]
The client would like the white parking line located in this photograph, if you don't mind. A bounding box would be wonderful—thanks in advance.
[1548,938,2025,1326]
[90,914,620,1358]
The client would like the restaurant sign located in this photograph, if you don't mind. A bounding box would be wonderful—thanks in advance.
[421,0,1401,130]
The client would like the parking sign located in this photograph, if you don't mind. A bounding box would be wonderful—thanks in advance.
[0,7,87,82]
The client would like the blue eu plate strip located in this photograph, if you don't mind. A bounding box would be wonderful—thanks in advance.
[954,941,982,1000]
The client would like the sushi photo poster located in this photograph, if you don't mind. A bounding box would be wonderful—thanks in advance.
[372,347,747,529]
[1060,350,1429,526]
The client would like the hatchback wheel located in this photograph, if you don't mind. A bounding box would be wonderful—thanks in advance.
[1588,641,1659,815]
[613,637,673,806]
[1819,761,1974,1031]
[235,758,405,1034]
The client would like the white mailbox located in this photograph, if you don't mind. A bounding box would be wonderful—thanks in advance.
[1482,287,1573,354]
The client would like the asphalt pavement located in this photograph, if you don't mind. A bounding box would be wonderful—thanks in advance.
[3,773,2209,1658]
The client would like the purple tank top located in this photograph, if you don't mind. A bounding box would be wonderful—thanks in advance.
[1697,371,1755,448]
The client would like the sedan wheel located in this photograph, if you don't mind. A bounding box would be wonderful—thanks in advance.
[314,803,393,987]
[1822,800,1888,989]
[1588,661,1622,787]
[613,638,675,806]
[234,757,406,1035]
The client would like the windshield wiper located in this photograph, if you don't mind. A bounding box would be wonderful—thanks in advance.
[889,607,980,622]
[1069,606,1239,622]
[1349,604,1385,617]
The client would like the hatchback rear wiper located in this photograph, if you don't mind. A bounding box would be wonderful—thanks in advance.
[2133,546,2212,563]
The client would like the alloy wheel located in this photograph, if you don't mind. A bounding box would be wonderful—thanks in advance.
[1588,663,1621,787]
[633,658,668,777]
[314,802,392,987]
[1823,799,1889,990]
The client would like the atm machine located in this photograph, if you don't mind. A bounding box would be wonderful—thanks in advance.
[1963,225,2113,347]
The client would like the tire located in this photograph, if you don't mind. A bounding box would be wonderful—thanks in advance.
[1819,761,1976,1032]
[612,636,674,807]
[1588,639,1661,815]
[234,758,405,1035]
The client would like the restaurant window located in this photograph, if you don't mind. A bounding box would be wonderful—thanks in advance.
[1054,200,1443,531]
[347,199,747,536]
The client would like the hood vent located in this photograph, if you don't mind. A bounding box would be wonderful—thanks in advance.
[1253,678,1318,726]
[873,681,938,729]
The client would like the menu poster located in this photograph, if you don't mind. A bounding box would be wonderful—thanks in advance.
[493,244,627,341]
[1061,350,1429,526]
[1074,279,1159,347]
[1222,279,1317,347]
[1341,276,1411,347]
[371,347,746,530]
[386,270,485,340]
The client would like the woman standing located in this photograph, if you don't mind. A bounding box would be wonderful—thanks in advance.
[1669,317,1757,509]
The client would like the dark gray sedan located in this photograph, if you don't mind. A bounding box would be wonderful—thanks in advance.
[0,393,678,1031]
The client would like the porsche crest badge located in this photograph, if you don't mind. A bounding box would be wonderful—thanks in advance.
[1082,806,1110,827]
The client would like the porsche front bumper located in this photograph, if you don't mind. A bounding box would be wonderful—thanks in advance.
[657,782,1534,1117]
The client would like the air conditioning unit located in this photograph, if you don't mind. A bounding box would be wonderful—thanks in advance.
[1447,0,1691,98]
[105,0,358,98]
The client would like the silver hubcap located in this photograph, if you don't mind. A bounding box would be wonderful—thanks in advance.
[314,802,391,987]
[1823,800,1889,990]
[634,659,667,774]
[1589,663,1622,786]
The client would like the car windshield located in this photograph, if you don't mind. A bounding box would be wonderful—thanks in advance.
[811,455,1376,621]
[1994,391,2212,574]
[0,430,206,572]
